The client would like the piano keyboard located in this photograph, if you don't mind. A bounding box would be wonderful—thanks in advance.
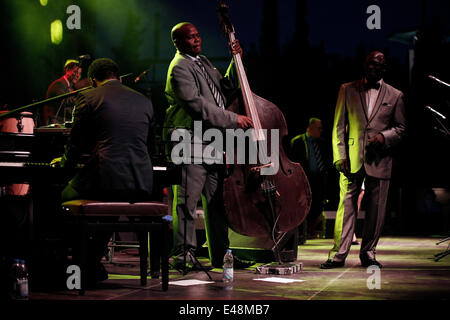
[0,161,167,171]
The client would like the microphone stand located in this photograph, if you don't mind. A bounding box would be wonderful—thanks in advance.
[428,75,450,89]
[424,105,450,141]
[0,72,134,120]
[429,113,450,141]
[435,235,450,262]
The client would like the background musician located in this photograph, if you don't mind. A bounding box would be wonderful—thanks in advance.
[41,59,81,126]
[290,118,331,243]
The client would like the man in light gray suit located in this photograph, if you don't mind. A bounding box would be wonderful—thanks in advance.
[163,22,253,269]
[320,51,406,269]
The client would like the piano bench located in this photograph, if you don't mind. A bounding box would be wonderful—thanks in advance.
[62,200,170,295]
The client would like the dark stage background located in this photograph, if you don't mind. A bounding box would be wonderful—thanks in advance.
[0,0,449,236]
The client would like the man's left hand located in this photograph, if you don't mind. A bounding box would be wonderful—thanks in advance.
[367,133,385,146]
[229,40,242,56]
[237,115,253,129]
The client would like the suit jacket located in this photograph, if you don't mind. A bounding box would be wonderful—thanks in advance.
[163,52,239,141]
[42,76,76,125]
[62,80,155,200]
[290,133,330,177]
[332,79,406,179]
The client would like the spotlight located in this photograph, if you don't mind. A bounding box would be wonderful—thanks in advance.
[50,20,63,45]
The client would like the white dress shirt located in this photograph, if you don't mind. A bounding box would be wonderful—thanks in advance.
[365,79,383,118]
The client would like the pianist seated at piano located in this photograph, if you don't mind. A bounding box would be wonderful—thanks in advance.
[50,58,157,285]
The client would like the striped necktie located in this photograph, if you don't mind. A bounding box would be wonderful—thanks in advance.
[312,140,325,173]
[194,58,225,109]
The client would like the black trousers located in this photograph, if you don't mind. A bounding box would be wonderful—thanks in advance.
[298,172,327,241]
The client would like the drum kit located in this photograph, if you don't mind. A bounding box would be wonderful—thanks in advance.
[0,111,35,196]
[0,86,90,197]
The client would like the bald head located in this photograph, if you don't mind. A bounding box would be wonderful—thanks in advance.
[171,22,193,43]
[171,22,202,56]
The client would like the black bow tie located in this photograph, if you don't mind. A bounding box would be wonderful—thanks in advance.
[364,82,381,90]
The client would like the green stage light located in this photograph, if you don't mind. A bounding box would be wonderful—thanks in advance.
[40,0,48,6]
[50,19,63,45]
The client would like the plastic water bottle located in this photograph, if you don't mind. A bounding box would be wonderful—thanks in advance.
[18,260,29,299]
[10,259,29,299]
[223,249,234,282]
[10,259,21,298]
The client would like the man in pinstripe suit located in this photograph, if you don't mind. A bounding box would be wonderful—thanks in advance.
[164,22,253,269]
[290,118,330,243]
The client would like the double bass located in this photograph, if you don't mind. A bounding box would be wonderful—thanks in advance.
[218,2,312,256]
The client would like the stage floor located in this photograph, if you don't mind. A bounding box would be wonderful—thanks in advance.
[29,236,450,301]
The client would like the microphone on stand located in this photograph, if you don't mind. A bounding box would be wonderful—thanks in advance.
[134,70,148,83]
[428,75,450,88]
[78,54,91,60]
[425,105,446,120]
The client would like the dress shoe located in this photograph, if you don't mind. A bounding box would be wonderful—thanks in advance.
[319,259,345,269]
[171,249,213,272]
[360,258,382,268]
[233,257,254,269]
[351,240,360,245]
[86,263,108,288]
[150,270,160,279]
[170,250,197,271]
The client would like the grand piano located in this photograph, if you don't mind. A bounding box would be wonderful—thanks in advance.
[0,123,176,210]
